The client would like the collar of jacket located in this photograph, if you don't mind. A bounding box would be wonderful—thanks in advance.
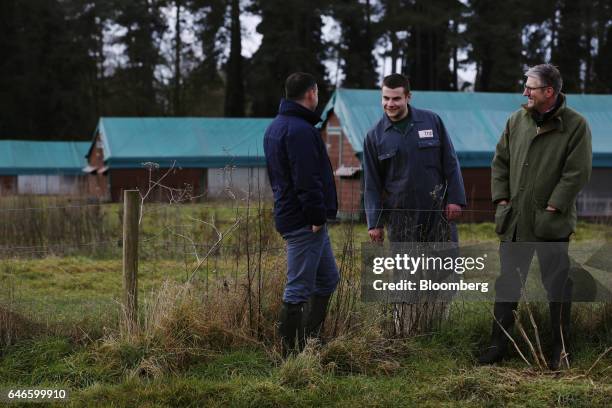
[521,93,566,135]
[278,98,321,126]
[382,105,424,131]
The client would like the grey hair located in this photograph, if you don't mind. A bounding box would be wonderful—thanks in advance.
[525,64,563,95]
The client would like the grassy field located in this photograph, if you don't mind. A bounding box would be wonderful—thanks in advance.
[0,298,610,407]
[0,199,610,407]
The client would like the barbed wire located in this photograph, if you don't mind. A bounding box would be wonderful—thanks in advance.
[0,239,120,252]
[2,200,611,217]
[0,202,109,213]
[0,200,509,214]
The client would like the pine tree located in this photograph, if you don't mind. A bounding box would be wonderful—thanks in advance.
[331,0,378,89]
[107,0,167,115]
[0,0,102,139]
[404,0,461,90]
[247,0,329,117]
[180,0,226,116]
[551,0,585,92]
[224,0,245,117]
[466,0,525,92]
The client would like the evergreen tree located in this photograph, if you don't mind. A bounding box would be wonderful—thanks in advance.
[247,0,329,117]
[551,0,585,92]
[593,2,612,93]
[172,0,184,115]
[466,0,525,92]
[107,0,167,116]
[378,0,407,75]
[181,0,226,116]
[331,0,378,88]
[224,0,245,116]
[520,0,555,70]
[0,0,100,139]
[404,0,462,90]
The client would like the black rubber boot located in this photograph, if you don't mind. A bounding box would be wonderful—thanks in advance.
[278,302,305,358]
[305,294,332,341]
[478,302,517,364]
[549,301,571,371]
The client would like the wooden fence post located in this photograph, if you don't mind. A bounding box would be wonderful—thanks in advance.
[123,190,140,333]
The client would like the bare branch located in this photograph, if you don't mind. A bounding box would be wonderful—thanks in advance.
[187,218,242,282]
[173,232,201,264]
[585,347,611,377]
[490,310,532,367]
[513,310,544,370]
[139,161,178,224]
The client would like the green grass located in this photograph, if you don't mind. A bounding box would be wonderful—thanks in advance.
[0,331,609,407]
[1,207,610,406]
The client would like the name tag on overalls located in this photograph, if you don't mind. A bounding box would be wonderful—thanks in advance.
[418,129,434,138]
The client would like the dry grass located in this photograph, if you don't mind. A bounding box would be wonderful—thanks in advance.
[320,324,408,376]
[95,266,287,379]
[0,196,112,258]
[0,306,44,347]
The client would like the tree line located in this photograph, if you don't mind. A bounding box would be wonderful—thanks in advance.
[1,0,610,140]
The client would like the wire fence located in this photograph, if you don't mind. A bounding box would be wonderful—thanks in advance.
[1,195,610,350]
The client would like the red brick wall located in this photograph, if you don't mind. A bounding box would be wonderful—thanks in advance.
[86,134,110,200]
[0,176,16,195]
[322,113,363,216]
[109,168,206,202]
[462,169,494,222]
[340,130,360,168]
[338,178,362,214]
[88,135,105,168]
[321,114,341,170]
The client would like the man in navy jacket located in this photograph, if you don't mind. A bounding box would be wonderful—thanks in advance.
[264,72,339,356]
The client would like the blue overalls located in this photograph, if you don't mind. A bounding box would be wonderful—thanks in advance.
[363,106,466,242]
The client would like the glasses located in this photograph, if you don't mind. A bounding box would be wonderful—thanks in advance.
[524,84,551,92]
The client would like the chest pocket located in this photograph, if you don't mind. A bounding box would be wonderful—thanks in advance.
[377,149,398,161]
[417,138,441,167]
[377,148,398,181]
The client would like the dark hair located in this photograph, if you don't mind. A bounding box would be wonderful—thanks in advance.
[525,64,563,95]
[382,73,411,94]
[285,72,317,100]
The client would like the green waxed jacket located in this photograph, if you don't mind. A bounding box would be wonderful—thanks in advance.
[491,94,592,242]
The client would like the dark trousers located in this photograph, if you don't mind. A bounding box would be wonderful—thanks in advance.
[485,233,573,361]
[494,240,572,303]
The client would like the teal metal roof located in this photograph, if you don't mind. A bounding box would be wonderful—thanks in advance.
[0,140,89,175]
[321,89,612,167]
[93,117,273,168]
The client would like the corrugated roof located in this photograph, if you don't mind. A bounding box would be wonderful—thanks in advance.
[93,117,273,168]
[320,89,612,167]
[0,140,89,175]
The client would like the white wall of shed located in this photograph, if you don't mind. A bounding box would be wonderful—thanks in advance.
[17,175,83,195]
[206,167,272,200]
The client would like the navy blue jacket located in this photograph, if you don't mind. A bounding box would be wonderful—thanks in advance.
[264,99,338,234]
[363,106,466,237]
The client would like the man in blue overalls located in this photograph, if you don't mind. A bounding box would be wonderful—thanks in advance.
[363,74,466,244]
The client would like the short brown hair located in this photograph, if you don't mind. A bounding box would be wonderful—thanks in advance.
[382,73,410,94]
[285,72,317,100]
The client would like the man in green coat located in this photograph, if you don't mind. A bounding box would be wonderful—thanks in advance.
[479,64,592,370]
